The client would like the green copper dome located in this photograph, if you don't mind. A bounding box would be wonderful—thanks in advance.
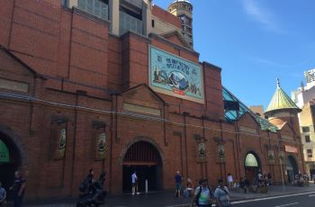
[265,79,301,114]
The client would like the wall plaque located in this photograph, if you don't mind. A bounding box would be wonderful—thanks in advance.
[96,132,106,160]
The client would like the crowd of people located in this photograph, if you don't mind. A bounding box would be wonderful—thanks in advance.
[1,168,313,207]
[77,169,107,207]
[174,171,231,207]
[291,173,310,186]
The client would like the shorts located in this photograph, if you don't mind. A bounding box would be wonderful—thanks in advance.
[176,183,181,190]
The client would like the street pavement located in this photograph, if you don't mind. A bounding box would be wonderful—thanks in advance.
[232,191,315,207]
[24,184,315,207]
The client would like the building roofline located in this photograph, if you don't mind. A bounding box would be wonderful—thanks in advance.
[149,33,199,57]
[202,61,222,72]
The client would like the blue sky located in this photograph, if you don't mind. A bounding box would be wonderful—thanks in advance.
[153,0,315,109]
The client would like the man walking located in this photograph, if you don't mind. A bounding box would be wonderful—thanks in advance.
[10,171,26,207]
[214,179,231,207]
[192,179,213,207]
[227,173,234,190]
[131,171,139,195]
[175,171,182,197]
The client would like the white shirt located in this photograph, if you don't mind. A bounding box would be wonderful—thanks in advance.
[131,173,138,184]
[227,175,233,183]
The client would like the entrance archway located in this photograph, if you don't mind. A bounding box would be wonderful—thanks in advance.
[122,141,162,193]
[0,131,22,194]
[244,152,261,184]
[286,155,299,183]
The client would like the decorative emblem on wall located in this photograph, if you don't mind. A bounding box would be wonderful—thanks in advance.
[198,143,206,160]
[268,150,275,164]
[194,134,207,162]
[217,144,225,162]
[55,128,67,160]
[96,132,106,160]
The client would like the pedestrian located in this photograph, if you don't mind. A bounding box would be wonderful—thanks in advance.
[185,178,193,197]
[192,178,214,207]
[85,168,94,187]
[239,177,246,193]
[79,168,94,194]
[9,171,26,207]
[131,171,139,195]
[175,171,182,197]
[267,173,272,186]
[214,179,231,207]
[98,172,106,187]
[0,182,7,206]
[226,173,234,191]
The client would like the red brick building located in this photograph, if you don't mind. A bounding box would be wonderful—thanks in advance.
[0,0,304,200]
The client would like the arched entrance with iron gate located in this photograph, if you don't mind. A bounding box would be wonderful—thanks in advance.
[0,131,22,193]
[122,141,163,193]
[286,155,299,183]
[244,152,261,184]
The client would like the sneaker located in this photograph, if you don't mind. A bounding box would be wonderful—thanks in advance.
[136,192,140,195]
[132,192,135,195]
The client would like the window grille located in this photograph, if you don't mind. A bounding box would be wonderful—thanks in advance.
[77,0,109,21]
[302,126,310,132]
[305,135,311,143]
[120,11,144,35]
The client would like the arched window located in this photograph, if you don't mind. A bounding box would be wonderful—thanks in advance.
[0,139,10,163]
[245,153,259,167]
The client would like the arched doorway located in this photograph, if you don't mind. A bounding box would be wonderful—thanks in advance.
[244,152,261,184]
[122,141,162,193]
[286,155,299,183]
[0,132,21,194]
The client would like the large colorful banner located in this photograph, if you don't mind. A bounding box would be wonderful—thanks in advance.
[149,46,204,103]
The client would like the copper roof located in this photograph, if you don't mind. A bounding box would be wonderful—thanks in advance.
[265,79,301,114]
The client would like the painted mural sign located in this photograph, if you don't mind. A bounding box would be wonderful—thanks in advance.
[149,46,204,103]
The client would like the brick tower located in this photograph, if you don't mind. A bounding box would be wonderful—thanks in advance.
[265,79,302,134]
[168,0,193,48]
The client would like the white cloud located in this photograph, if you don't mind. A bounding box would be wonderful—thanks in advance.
[242,0,286,34]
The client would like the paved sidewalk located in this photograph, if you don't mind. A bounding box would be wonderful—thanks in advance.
[25,184,315,207]
[230,184,315,200]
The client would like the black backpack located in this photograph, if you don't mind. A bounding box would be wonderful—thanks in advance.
[195,186,213,206]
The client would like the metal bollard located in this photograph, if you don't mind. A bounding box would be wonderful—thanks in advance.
[145,179,148,194]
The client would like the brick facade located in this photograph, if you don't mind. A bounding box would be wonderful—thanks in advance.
[0,0,304,201]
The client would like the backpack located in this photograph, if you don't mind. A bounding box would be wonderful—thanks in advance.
[195,186,213,206]
[215,186,231,207]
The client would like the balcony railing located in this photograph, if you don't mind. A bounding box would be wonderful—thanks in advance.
[120,11,144,35]
[77,0,109,21]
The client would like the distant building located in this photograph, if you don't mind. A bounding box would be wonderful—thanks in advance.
[292,69,315,178]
